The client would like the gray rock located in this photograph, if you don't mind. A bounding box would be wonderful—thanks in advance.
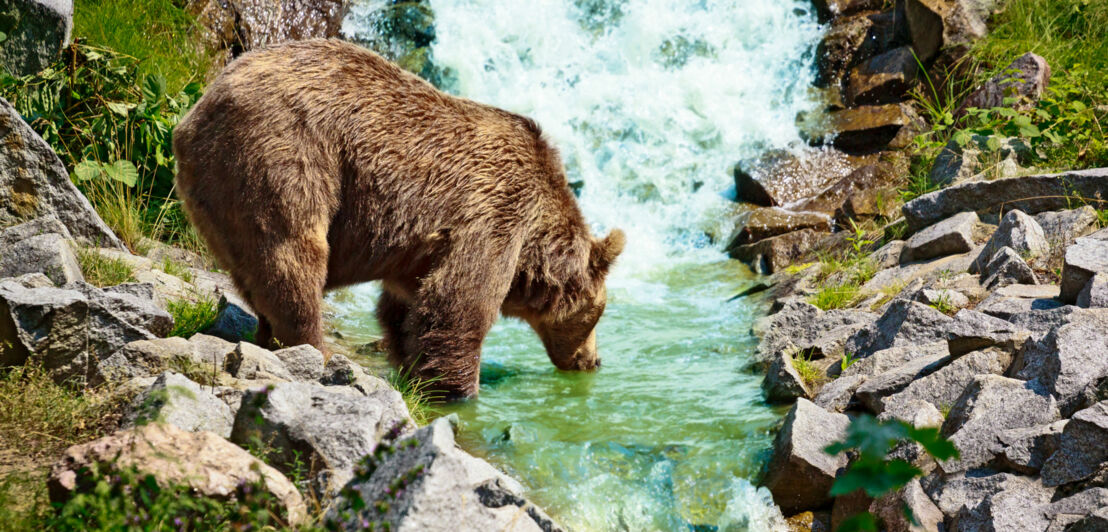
[941,375,1060,473]
[0,232,83,286]
[188,333,237,369]
[880,348,1012,419]
[977,294,1064,321]
[0,213,69,244]
[930,138,984,188]
[1041,402,1108,487]
[952,478,1055,532]
[1034,206,1099,252]
[856,352,952,413]
[271,344,326,382]
[326,418,562,532]
[1002,306,1080,338]
[924,469,1052,519]
[1076,272,1108,308]
[994,420,1067,475]
[871,239,906,269]
[946,309,1031,356]
[755,301,876,363]
[814,374,865,413]
[0,98,122,247]
[960,53,1052,115]
[92,337,201,386]
[761,399,851,514]
[981,247,1038,289]
[903,168,1108,233]
[123,372,235,438]
[1014,309,1108,416]
[1042,488,1108,531]
[843,341,949,378]
[320,353,393,396]
[8,271,53,288]
[1061,238,1108,304]
[65,281,173,338]
[0,279,155,386]
[901,211,980,263]
[914,288,971,311]
[846,45,919,106]
[0,0,72,76]
[203,292,258,343]
[1066,507,1108,532]
[878,399,945,430]
[763,351,812,403]
[972,210,1050,273]
[224,342,294,381]
[845,300,954,358]
[232,381,414,499]
[869,478,944,532]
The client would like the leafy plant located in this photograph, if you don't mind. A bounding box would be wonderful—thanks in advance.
[840,352,860,373]
[166,297,218,339]
[928,292,957,315]
[825,415,960,532]
[846,219,875,255]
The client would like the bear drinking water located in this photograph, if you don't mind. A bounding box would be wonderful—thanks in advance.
[173,39,624,399]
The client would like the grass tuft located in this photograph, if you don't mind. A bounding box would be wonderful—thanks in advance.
[386,367,443,426]
[160,257,193,283]
[791,350,827,390]
[166,297,218,339]
[75,246,136,287]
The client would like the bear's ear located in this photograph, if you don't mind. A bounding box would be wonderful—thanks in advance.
[590,229,626,276]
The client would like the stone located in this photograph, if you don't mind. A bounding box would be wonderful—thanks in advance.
[878,399,945,430]
[229,0,348,51]
[814,13,874,87]
[901,211,980,263]
[728,228,824,275]
[811,0,885,22]
[940,375,1060,473]
[1034,206,1099,252]
[952,478,1055,532]
[8,271,53,289]
[855,351,951,413]
[980,247,1038,289]
[784,511,832,532]
[959,53,1052,115]
[993,420,1067,475]
[1006,306,1082,339]
[754,301,877,364]
[733,148,883,207]
[837,186,903,222]
[728,207,832,247]
[946,309,1031,356]
[846,46,920,106]
[325,418,563,532]
[902,0,945,63]
[845,300,954,358]
[930,139,983,188]
[188,333,237,370]
[224,342,294,381]
[0,0,72,76]
[1076,272,1108,308]
[231,381,413,498]
[93,337,201,386]
[320,353,393,396]
[0,98,122,247]
[271,344,326,382]
[881,348,1011,420]
[1067,507,1108,532]
[1014,309,1108,416]
[923,469,1042,518]
[975,292,1063,320]
[203,292,258,342]
[761,399,851,514]
[48,422,305,523]
[914,288,970,311]
[0,231,82,286]
[902,168,1108,233]
[972,210,1049,273]
[871,239,907,269]
[843,341,949,378]
[1061,237,1108,304]
[1041,402,1108,487]
[763,351,813,403]
[869,478,944,532]
[123,372,235,438]
[0,279,155,386]
[827,103,923,154]
[66,281,173,338]
[1042,488,1108,532]
[814,374,865,413]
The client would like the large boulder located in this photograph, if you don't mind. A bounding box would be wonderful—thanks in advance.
[1013,309,1108,416]
[271,344,326,381]
[993,420,1067,475]
[1040,401,1108,487]
[227,0,349,50]
[826,103,923,153]
[971,210,1049,273]
[48,422,306,524]
[814,13,875,87]
[902,168,1108,233]
[326,418,563,532]
[945,309,1031,356]
[0,216,83,285]
[924,469,1052,521]
[1042,488,1108,532]
[869,478,944,532]
[230,381,414,498]
[733,148,884,207]
[203,292,258,343]
[0,0,72,76]
[762,351,813,403]
[761,399,851,514]
[0,97,122,248]
[879,347,1011,420]
[950,476,1055,532]
[940,375,1061,473]
[94,336,224,387]
[844,300,954,358]
[728,207,831,247]
[1060,237,1108,304]
[224,342,295,381]
[728,228,824,275]
[754,300,877,364]
[854,351,951,413]
[1076,272,1108,309]
[1034,207,1099,252]
[958,53,1051,115]
[122,371,235,438]
[980,247,1038,289]
[900,211,980,263]
[845,46,920,106]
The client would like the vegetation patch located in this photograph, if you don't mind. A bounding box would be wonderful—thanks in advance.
[75,246,136,287]
[160,257,193,283]
[166,297,218,339]
[791,350,827,390]
[387,367,443,427]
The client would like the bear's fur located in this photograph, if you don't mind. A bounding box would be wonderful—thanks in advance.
[173,39,624,398]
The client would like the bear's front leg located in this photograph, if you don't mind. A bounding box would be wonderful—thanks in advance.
[376,289,413,368]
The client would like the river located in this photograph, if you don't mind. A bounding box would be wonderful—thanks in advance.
[333,1,824,529]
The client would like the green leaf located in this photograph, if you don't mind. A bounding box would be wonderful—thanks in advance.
[986,136,1002,151]
[831,459,921,497]
[1020,124,1042,138]
[905,426,960,460]
[0,31,7,44]
[73,160,103,182]
[1013,115,1033,127]
[142,74,167,104]
[105,101,134,116]
[104,159,139,187]
[838,512,879,532]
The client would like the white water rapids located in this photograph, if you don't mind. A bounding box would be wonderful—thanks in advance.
[337,1,825,530]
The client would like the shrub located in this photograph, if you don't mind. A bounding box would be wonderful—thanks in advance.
[166,297,218,338]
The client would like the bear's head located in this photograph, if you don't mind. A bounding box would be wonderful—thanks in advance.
[528,229,625,371]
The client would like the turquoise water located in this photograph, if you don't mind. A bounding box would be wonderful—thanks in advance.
[335,1,823,529]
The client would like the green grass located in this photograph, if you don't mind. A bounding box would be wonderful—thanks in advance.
[166,297,218,339]
[928,292,958,316]
[386,368,443,426]
[73,0,215,93]
[75,246,136,287]
[791,350,826,390]
[160,257,193,283]
[809,283,862,310]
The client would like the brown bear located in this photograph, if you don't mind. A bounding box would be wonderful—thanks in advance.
[173,39,624,399]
